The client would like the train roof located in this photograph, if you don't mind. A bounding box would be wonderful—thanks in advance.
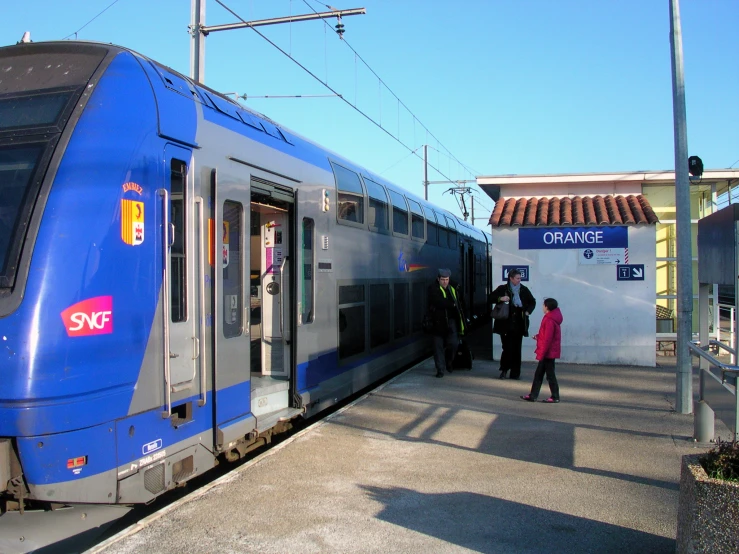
[1,40,491,244]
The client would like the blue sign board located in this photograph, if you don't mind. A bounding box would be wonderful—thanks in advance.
[519,226,628,250]
[502,265,529,281]
[617,264,645,281]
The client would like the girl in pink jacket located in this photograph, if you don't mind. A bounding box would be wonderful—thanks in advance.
[521,298,563,403]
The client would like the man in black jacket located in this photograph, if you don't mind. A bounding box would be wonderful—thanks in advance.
[427,268,466,378]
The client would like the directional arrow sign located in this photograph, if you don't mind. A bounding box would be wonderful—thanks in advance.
[617,264,645,281]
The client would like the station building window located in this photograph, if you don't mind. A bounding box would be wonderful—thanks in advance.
[338,284,366,360]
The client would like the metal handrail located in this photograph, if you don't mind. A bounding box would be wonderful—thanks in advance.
[195,196,207,407]
[159,189,172,419]
[688,340,739,384]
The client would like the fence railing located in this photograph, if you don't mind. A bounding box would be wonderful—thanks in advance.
[688,339,739,441]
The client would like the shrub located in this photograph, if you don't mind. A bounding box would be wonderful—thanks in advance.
[700,438,739,482]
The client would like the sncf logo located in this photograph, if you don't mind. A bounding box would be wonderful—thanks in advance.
[61,296,114,337]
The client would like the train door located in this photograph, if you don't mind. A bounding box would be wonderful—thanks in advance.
[160,145,201,418]
[211,167,252,438]
[249,179,296,418]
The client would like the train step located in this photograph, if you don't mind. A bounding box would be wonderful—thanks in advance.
[255,407,304,434]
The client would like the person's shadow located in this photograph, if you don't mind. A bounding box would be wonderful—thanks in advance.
[359,485,674,553]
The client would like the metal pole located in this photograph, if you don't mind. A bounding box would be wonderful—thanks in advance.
[190,0,206,82]
[471,196,475,225]
[735,221,739,365]
[670,0,693,414]
[423,144,428,201]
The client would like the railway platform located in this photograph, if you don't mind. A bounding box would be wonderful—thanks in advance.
[88,345,719,554]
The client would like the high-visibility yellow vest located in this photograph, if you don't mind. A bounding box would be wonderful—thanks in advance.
[439,285,465,335]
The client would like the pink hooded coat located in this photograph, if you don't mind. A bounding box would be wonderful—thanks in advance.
[535,307,563,361]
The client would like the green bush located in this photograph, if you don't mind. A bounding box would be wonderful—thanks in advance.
[700,438,739,482]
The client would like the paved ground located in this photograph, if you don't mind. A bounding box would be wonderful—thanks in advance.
[89,334,723,554]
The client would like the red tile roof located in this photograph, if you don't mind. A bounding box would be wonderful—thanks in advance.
[489,195,659,227]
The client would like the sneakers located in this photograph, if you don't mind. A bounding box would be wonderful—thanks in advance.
[542,397,560,403]
[520,395,536,402]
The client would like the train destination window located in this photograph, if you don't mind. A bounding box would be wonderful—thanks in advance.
[387,189,409,236]
[369,284,390,348]
[301,218,315,324]
[331,163,364,225]
[170,160,187,323]
[407,198,425,240]
[393,283,409,339]
[338,284,365,360]
[445,216,458,249]
[434,210,448,247]
[222,201,243,338]
[423,206,438,246]
[364,178,389,233]
[0,91,73,132]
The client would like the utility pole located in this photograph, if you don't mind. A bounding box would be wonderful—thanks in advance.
[669,0,693,414]
[190,0,206,83]
[423,144,429,200]
[189,0,366,83]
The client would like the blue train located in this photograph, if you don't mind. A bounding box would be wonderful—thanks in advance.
[0,41,491,543]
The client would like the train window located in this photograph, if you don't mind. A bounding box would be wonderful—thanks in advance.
[393,283,409,339]
[423,206,438,245]
[364,178,389,233]
[331,162,365,225]
[369,284,391,348]
[411,282,425,333]
[445,216,458,249]
[222,201,243,338]
[0,91,73,132]
[338,284,366,360]
[434,210,448,247]
[301,218,315,325]
[387,189,409,236]
[0,144,44,287]
[170,160,187,323]
[407,198,425,240]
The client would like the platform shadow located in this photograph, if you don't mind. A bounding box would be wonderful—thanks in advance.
[359,485,674,554]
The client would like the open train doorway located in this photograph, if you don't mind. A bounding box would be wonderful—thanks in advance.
[249,180,295,419]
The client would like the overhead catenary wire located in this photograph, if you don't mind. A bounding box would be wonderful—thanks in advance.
[61,0,122,40]
[213,0,464,188]
[301,0,481,180]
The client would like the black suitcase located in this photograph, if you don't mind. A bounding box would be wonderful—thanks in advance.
[452,339,473,370]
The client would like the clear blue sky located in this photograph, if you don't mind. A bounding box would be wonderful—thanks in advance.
[2,1,737,229]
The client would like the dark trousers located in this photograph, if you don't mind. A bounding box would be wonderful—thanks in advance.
[433,319,459,373]
[529,358,559,400]
[499,332,524,379]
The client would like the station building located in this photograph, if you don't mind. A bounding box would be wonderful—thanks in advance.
[477,169,739,365]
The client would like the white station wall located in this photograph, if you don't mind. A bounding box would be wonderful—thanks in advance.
[491,225,657,367]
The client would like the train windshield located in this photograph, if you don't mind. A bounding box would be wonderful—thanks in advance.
[0,144,44,285]
[0,91,73,132]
